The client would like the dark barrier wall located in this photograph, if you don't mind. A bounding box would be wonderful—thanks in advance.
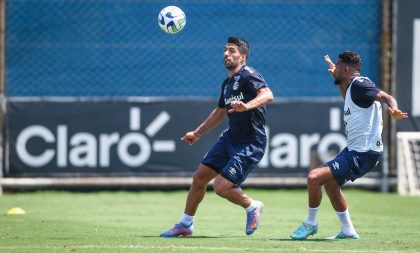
[5,99,361,177]
[394,0,420,131]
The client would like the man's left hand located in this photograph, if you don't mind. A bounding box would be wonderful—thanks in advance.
[228,101,248,113]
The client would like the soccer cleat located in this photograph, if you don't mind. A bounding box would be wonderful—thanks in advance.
[290,223,318,240]
[160,223,193,237]
[246,201,264,235]
[327,231,360,240]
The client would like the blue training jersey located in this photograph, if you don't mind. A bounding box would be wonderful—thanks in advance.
[217,65,268,146]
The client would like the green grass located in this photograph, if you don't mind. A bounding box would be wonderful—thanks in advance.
[0,189,420,253]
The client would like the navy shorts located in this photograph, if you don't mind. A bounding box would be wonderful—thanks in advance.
[327,147,382,186]
[201,133,265,186]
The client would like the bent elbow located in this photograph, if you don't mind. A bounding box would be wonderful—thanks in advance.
[267,91,274,103]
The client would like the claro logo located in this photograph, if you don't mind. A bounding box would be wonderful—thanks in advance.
[15,108,175,167]
[259,107,347,168]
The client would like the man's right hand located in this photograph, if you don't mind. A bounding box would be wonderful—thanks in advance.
[181,131,200,145]
[324,55,336,79]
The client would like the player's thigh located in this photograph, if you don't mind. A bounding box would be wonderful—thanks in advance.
[326,147,362,186]
[201,136,229,174]
[220,151,263,186]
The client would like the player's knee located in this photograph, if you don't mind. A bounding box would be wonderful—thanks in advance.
[307,169,322,186]
[192,171,208,187]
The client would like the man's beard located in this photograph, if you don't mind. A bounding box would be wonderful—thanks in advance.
[334,76,343,85]
[224,59,238,70]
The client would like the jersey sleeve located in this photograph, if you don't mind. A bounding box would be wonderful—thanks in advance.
[351,78,381,108]
[246,71,267,94]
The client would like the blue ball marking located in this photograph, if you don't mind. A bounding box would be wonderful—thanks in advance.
[159,15,165,25]
[165,12,175,19]
[166,20,175,29]
[159,14,165,25]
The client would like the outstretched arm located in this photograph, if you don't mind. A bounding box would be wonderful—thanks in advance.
[181,107,227,145]
[375,91,408,120]
[324,55,346,98]
[228,87,274,113]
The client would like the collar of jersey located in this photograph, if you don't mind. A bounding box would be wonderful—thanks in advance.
[229,65,246,80]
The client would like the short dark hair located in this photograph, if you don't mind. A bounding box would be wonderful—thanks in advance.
[227,37,250,59]
[338,51,362,71]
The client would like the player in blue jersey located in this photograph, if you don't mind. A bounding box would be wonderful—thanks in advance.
[161,37,274,237]
[290,51,408,240]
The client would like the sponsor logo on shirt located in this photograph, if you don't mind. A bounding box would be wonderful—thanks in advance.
[225,92,244,105]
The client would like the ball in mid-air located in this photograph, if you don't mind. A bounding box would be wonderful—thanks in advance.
[158,6,186,34]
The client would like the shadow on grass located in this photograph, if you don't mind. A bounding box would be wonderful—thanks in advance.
[270,238,334,242]
[140,235,247,239]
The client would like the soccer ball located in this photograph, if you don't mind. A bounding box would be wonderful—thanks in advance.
[158,6,186,34]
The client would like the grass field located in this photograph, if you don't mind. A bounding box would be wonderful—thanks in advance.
[0,189,419,253]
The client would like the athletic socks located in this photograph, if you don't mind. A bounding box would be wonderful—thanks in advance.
[336,209,357,235]
[304,206,320,226]
[245,200,259,213]
[180,213,194,226]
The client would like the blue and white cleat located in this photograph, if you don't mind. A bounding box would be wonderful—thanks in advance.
[290,223,318,240]
[160,223,193,237]
[327,231,359,240]
[246,201,264,235]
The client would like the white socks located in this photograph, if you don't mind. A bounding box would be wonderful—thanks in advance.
[180,213,194,226]
[303,206,356,235]
[304,206,320,226]
[245,200,259,213]
[336,209,356,235]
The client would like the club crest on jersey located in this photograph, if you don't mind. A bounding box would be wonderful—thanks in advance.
[233,81,239,90]
[232,76,240,90]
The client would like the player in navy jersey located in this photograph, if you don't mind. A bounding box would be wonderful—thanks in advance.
[290,51,408,240]
[161,37,274,237]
